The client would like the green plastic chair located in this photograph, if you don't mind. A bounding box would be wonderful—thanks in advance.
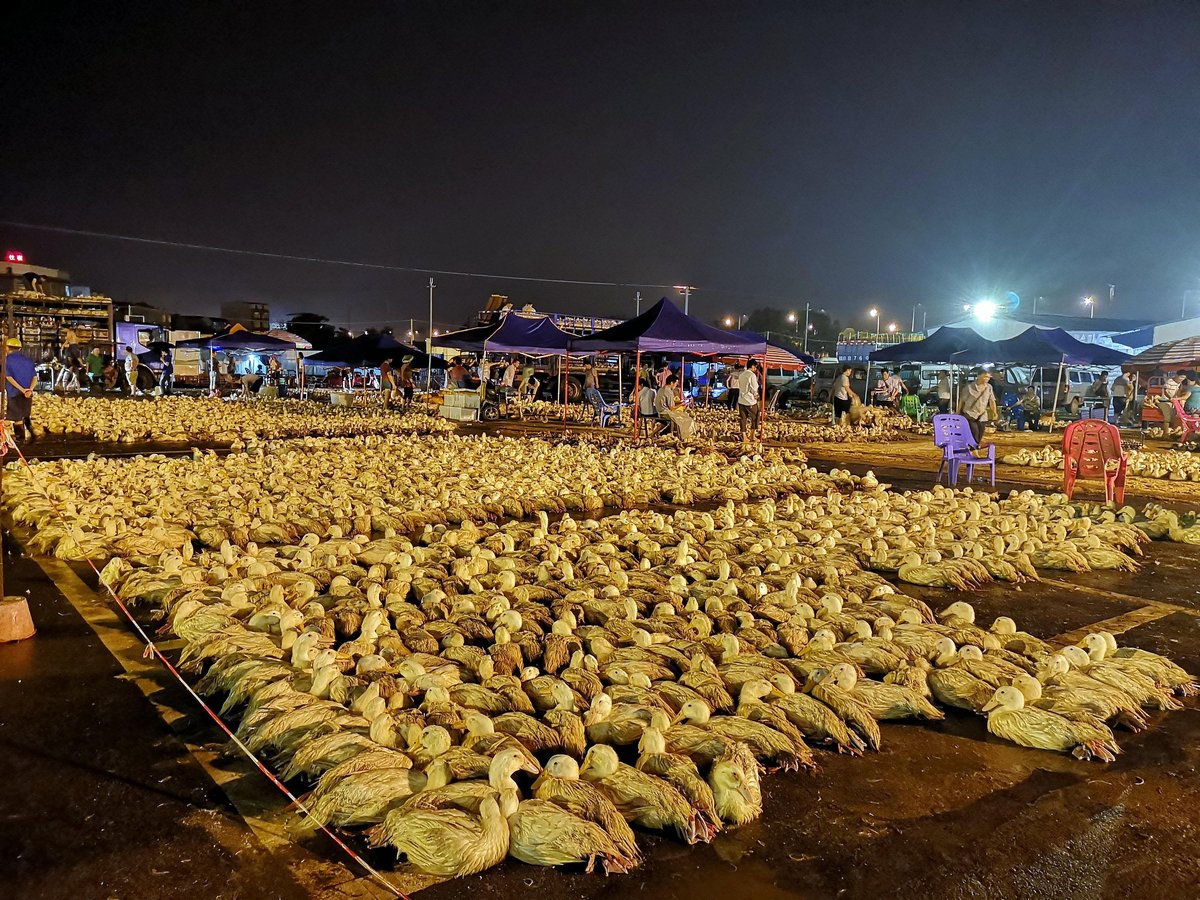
[900,394,927,422]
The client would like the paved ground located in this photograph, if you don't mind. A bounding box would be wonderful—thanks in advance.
[2,440,1200,899]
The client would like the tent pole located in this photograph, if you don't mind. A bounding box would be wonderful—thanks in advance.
[1050,355,1066,434]
[759,353,767,442]
[864,360,872,421]
[562,353,570,424]
[617,354,622,422]
[633,349,642,440]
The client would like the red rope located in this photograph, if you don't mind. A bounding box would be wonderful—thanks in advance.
[7,438,407,898]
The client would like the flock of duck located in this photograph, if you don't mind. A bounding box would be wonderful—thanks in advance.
[30,395,453,444]
[6,419,1197,879]
[56,476,1188,878]
[1003,444,1200,483]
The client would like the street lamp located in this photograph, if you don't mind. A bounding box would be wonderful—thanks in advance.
[786,311,797,324]
[1083,296,1095,318]
[868,307,880,334]
[724,314,746,329]
[674,285,696,315]
[887,322,898,333]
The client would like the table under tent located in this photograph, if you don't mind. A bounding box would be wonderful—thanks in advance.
[437,313,580,421]
[304,333,445,400]
[569,297,767,436]
[175,327,298,394]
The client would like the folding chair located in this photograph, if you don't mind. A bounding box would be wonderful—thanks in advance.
[1063,419,1127,504]
[1170,399,1200,444]
[899,394,927,423]
[932,413,994,486]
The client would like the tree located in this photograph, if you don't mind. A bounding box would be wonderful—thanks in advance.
[285,313,344,345]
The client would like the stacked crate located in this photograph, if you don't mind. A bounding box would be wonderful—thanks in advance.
[440,389,481,422]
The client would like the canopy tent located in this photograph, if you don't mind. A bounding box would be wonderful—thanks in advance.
[266,328,313,350]
[569,298,767,355]
[869,326,1001,364]
[484,314,576,355]
[437,321,502,352]
[306,333,445,368]
[727,332,817,370]
[1123,336,1200,372]
[177,329,296,352]
[990,327,1130,366]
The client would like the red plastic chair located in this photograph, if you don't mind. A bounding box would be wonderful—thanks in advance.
[1062,419,1127,504]
[1170,399,1200,443]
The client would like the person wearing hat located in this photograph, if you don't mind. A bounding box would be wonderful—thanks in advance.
[398,355,415,405]
[4,337,37,441]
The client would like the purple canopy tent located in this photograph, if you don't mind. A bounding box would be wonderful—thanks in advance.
[569,298,768,437]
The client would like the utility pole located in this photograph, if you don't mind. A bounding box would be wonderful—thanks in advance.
[674,285,696,315]
[426,277,435,390]
[803,303,811,354]
[635,291,642,316]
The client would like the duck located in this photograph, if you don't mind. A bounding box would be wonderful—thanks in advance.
[584,693,656,746]
[804,668,881,751]
[579,744,711,844]
[671,698,813,772]
[398,747,540,813]
[826,664,943,722]
[302,758,448,829]
[367,791,511,876]
[1083,633,1198,696]
[982,685,1120,762]
[1059,646,1181,712]
[635,725,721,831]
[505,788,635,874]
[532,754,641,861]
[1010,673,1147,733]
[707,740,763,826]
[766,674,866,755]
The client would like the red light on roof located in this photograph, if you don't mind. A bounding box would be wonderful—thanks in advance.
[5,251,24,263]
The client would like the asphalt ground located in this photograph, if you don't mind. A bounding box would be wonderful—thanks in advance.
[2,433,1199,899]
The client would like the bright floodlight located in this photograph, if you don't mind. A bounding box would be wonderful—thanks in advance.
[723,316,733,327]
[887,322,897,333]
[868,307,878,317]
[786,311,797,323]
[973,299,997,322]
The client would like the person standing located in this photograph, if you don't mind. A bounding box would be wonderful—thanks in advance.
[725,363,743,409]
[1111,371,1129,423]
[86,347,104,391]
[936,370,952,413]
[4,337,36,441]
[958,371,998,446]
[739,359,762,442]
[655,362,672,389]
[831,364,858,425]
[1086,371,1110,419]
[159,350,174,396]
[379,357,395,407]
[122,346,138,395]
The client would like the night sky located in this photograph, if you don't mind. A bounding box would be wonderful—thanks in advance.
[3,1,1199,332]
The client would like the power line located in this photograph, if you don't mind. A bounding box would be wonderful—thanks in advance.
[0,220,678,290]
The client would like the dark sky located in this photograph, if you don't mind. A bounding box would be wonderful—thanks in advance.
[3,1,1199,331]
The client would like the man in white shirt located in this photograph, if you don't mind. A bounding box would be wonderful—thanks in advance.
[122,346,138,395]
[739,360,761,442]
[653,373,693,440]
[1111,372,1129,422]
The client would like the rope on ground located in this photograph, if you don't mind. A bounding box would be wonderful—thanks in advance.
[5,437,407,900]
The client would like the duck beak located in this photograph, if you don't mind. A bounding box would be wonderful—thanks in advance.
[521,758,542,775]
[669,712,684,727]
[982,697,999,712]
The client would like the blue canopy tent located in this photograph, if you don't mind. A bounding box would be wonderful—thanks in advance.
[869,326,1003,365]
[306,333,444,368]
[991,327,1130,366]
[437,321,502,352]
[176,329,296,352]
[483,314,576,355]
[570,298,768,435]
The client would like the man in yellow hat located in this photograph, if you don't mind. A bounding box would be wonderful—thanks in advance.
[5,337,37,441]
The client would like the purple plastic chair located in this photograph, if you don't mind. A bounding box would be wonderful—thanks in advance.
[932,413,995,486]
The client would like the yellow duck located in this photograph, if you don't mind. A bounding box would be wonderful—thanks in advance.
[579,744,710,844]
[533,754,641,861]
[366,791,511,876]
[504,788,635,874]
[826,664,944,722]
[982,685,1120,762]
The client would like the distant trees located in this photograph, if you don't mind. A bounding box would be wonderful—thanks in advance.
[285,313,344,345]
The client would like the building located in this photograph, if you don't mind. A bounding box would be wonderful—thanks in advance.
[220,301,270,332]
[115,301,172,327]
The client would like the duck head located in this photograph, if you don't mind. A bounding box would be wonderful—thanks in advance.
[820,594,844,616]
[550,680,576,712]
[489,746,540,786]
[852,620,873,642]
[463,710,495,736]
[958,645,985,662]
[536,754,580,789]
[738,679,773,706]
[940,601,976,624]
[670,698,712,727]
[770,673,796,696]
[638,726,668,755]
[418,725,452,756]
[720,633,741,662]
[1061,646,1091,668]
[982,685,1025,713]
[933,637,958,666]
[1011,674,1043,702]
[1081,633,1110,661]
[991,616,1018,635]
[829,663,858,690]
[584,692,613,725]
[579,744,619,780]
[808,629,837,652]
